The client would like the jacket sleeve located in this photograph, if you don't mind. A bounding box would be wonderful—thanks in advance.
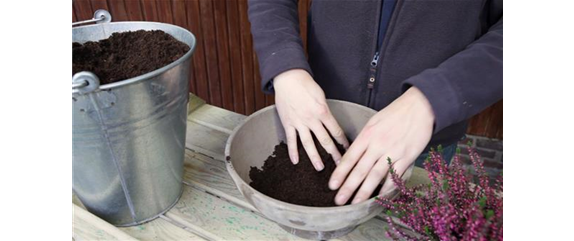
[248,0,313,94]
[403,17,503,133]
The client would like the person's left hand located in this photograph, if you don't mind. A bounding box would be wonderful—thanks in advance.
[328,87,435,205]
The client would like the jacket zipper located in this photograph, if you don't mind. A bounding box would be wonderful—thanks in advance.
[366,0,401,107]
[368,52,380,90]
[366,1,385,107]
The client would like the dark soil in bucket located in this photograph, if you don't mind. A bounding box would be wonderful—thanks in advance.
[73,30,190,85]
[249,136,381,207]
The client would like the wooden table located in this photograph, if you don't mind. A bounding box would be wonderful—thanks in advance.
[72,94,429,240]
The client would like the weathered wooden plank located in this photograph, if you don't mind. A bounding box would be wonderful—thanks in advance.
[72,193,86,210]
[183,150,256,212]
[185,120,229,160]
[188,93,207,115]
[73,204,138,241]
[340,221,391,241]
[72,195,205,241]
[166,184,306,240]
[188,104,245,134]
[120,216,206,241]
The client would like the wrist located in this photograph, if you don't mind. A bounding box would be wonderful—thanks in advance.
[406,87,436,124]
[273,69,311,89]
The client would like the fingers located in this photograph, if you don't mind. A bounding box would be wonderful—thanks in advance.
[285,126,299,164]
[321,114,350,149]
[298,127,325,171]
[350,156,392,204]
[333,148,381,205]
[328,135,368,191]
[309,122,342,164]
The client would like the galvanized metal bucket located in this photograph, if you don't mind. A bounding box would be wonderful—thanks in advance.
[72,10,196,226]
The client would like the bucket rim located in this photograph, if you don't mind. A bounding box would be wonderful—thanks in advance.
[72,21,196,95]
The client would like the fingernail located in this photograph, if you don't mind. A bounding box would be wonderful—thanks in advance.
[335,158,341,165]
[316,162,324,171]
[329,179,340,190]
[335,194,347,205]
[292,155,299,165]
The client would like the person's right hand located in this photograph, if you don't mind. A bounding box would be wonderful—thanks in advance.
[273,69,349,171]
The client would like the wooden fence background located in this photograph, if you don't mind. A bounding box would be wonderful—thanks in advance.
[72,0,502,139]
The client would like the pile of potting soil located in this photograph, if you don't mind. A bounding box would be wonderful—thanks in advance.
[250,136,379,207]
[73,30,190,85]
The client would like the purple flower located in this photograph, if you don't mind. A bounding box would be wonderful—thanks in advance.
[376,146,503,241]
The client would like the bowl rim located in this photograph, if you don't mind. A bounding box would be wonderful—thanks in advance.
[224,99,389,212]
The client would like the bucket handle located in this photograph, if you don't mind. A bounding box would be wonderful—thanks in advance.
[73,71,100,94]
[72,9,112,27]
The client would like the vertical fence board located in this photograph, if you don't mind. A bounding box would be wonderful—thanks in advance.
[74,0,94,21]
[73,3,78,22]
[139,0,159,21]
[124,0,144,21]
[238,0,255,114]
[226,0,245,114]
[186,0,210,103]
[106,0,129,21]
[199,0,223,107]
[213,0,234,111]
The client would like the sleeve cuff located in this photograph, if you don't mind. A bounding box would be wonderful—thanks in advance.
[402,70,464,133]
[259,47,313,94]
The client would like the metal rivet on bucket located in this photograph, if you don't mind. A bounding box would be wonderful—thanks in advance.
[72,9,112,27]
[72,71,100,94]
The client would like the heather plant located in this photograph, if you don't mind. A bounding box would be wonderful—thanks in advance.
[376,145,503,241]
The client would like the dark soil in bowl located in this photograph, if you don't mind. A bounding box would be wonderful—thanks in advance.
[73,30,190,85]
[249,136,381,207]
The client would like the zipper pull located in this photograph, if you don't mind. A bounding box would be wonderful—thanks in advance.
[368,52,379,89]
[371,52,380,67]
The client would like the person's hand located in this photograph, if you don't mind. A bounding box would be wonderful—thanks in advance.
[328,87,435,205]
[273,69,349,171]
